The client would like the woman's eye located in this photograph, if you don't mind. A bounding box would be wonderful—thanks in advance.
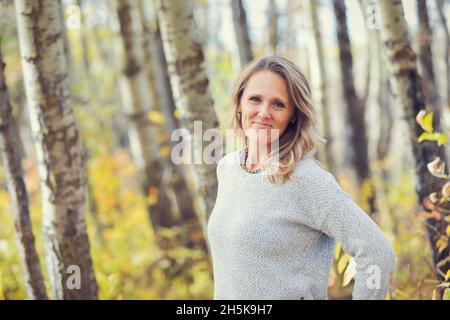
[249,97,259,102]
[274,102,285,108]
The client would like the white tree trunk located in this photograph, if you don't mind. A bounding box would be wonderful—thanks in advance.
[308,0,333,172]
[139,0,205,236]
[14,0,98,299]
[116,0,178,228]
[156,0,220,232]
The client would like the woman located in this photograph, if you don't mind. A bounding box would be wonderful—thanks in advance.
[207,56,395,300]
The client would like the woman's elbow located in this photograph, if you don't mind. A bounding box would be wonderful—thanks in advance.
[373,237,396,276]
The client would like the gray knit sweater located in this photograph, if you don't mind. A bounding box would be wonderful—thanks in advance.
[207,149,396,300]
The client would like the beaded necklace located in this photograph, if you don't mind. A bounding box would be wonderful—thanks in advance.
[240,148,264,174]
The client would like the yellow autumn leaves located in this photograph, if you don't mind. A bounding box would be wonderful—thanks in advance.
[416,109,450,299]
[416,110,448,146]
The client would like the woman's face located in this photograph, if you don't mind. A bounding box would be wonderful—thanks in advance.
[238,70,296,145]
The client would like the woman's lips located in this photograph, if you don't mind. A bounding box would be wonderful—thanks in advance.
[252,121,273,129]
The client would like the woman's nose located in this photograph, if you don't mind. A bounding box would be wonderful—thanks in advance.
[258,103,271,118]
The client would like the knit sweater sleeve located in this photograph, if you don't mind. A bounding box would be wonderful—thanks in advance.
[320,175,396,300]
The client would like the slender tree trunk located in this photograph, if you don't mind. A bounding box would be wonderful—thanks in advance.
[308,0,334,172]
[377,78,398,236]
[9,88,27,161]
[77,0,98,104]
[435,0,449,108]
[139,0,177,133]
[0,48,48,300]
[230,0,253,68]
[268,0,278,55]
[156,0,221,234]
[116,0,178,229]
[376,59,393,165]
[138,0,196,214]
[379,0,450,282]
[332,0,376,214]
[69,0,106,244]
[14,0,98,299]
[282,0,296,58]
[417,0,441,123]
[357,0,394,165]
[371,6,397,235]
[376,78,393,166]
[359,0,394,208]
[90,22,130,151]
[139,0,207,250]
[357,0,372,109]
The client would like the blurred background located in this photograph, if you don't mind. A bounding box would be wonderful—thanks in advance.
[0,0,449,300]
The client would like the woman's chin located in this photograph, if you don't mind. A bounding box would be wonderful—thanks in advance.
[246,136,279,146]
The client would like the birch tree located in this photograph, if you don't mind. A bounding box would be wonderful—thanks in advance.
[116,0,178,228]
[357,0,373,109]
[379,0,450,283]
[332,0,376,214]
[268,0,278,55]
[308,0,333,172]
[156,0,220,231]
[14,0,98,299]
[435,0,449,108]
[230,0,253,68]
[139,0,207,250]
[0,47,47,300]
[361,0,396,231]
[417,0,441,121]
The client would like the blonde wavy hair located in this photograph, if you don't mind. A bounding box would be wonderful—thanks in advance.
[231,55,326,184]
